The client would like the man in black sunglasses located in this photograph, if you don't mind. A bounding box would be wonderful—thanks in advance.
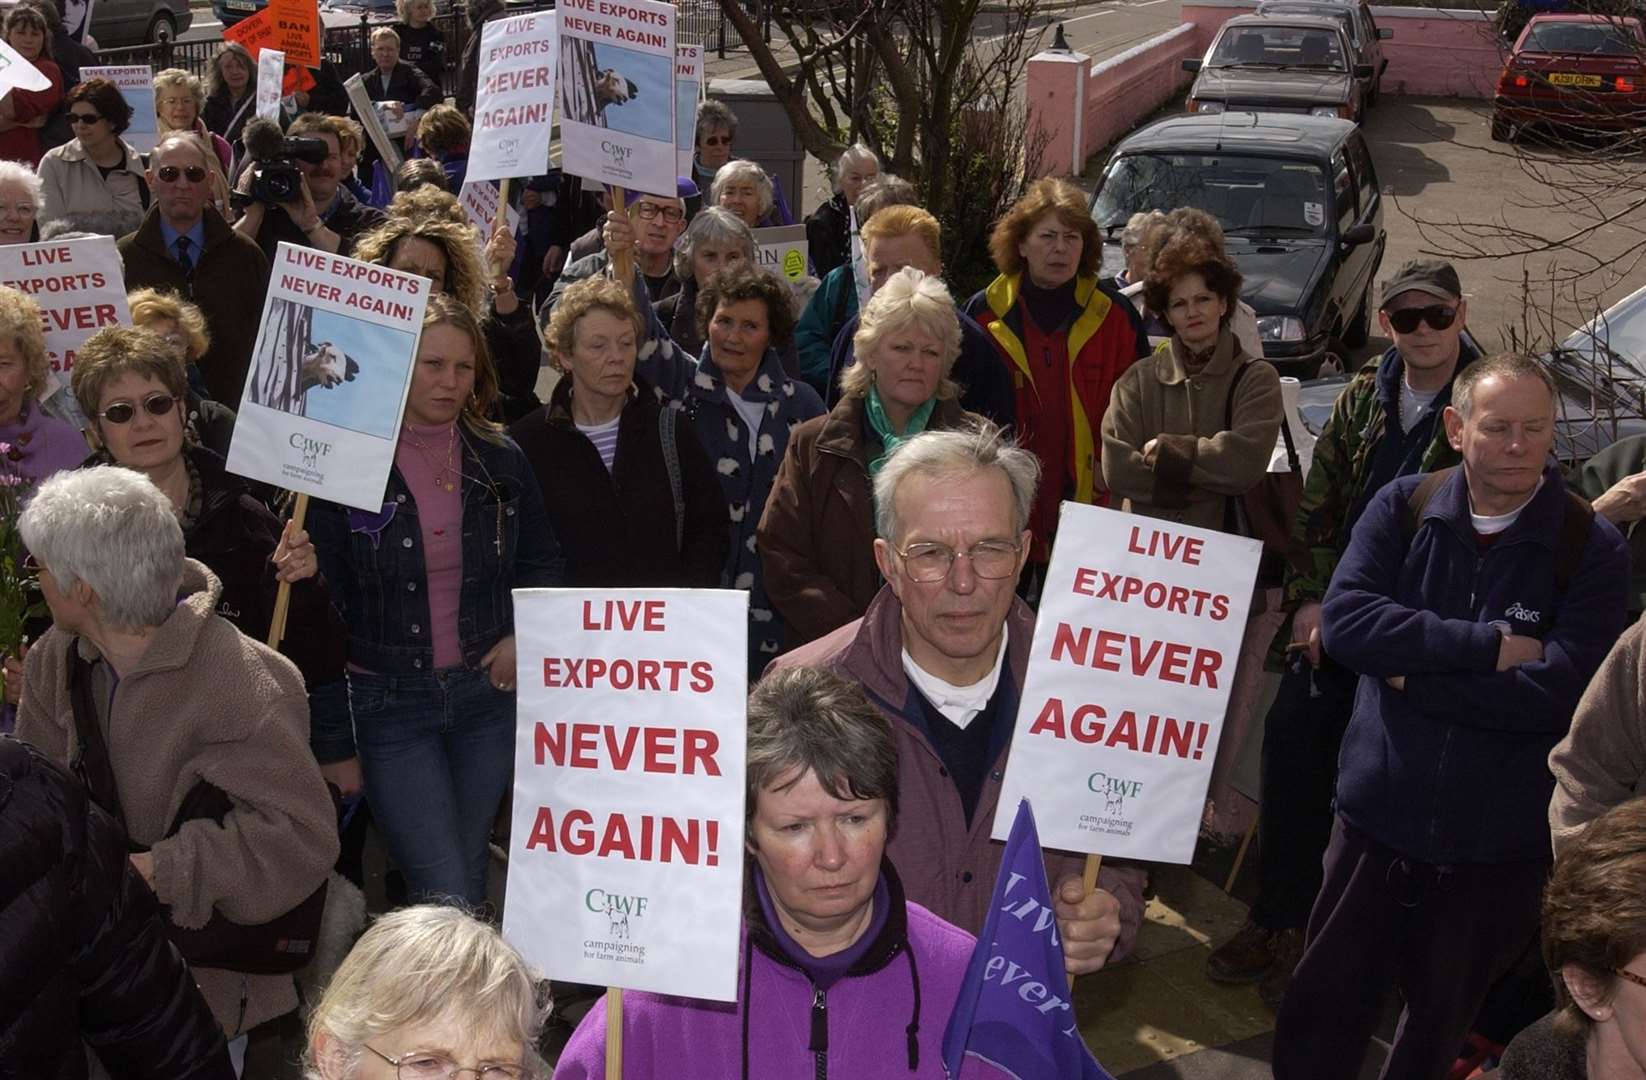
[1207,257,1479,1007]
[119,132,270,409]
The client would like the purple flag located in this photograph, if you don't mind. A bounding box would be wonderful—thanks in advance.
[941,798,1117,1080]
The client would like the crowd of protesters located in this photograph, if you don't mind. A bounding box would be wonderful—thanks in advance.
[2,6,1646,1080]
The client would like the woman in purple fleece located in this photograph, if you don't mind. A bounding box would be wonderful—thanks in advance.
[554,666,1007,1080]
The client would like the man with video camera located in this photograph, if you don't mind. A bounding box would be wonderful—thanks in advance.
[232,113,385,260]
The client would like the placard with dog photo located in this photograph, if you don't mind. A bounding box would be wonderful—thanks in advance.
[556,0,675,197]
[226,243,431,511]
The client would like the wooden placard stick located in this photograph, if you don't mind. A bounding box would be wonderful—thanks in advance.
[609,186,633,284]
[605,986,624,1079]
[266,492,310,649]
[1068,852,1102,990]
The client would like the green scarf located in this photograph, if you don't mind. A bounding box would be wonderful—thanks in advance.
[866,384,936,475]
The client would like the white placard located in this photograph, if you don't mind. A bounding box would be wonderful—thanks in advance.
[752,224,808,284]
[225,243,430,512]
[468,13,556,183]
[458,179,522,266]
[674,43,702,179]
[83,65,155,153]
[343,73,404,171]
[256,48,285,122]
[0,237,128,378]
[992,503,1262,864]
[557,0,676,198]
[0,39,50,94]
[504,589,748,1002]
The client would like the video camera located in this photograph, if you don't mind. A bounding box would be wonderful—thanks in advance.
[241,118,333,206]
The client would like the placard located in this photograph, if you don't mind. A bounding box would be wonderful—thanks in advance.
[752,224,808,284]
[82,65,155,153]
[256,48,284,121]
[504,589,748,1002]
[343,73,404,171]
[0,236,127,378]
[674,43,702,179]
[468,13,556,183]
[225,243,429,512]
[458,179,521,266]
[557,0,676,198]
[0,39,51,96]
[222,0,319,69]
[992,503,1262,864]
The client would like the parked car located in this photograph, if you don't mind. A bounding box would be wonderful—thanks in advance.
[1184,14,1373,122]
[1492,14,1646,141]
[1088,112,1386,378]
[6,0,195,45]
[1254,0,1392,105]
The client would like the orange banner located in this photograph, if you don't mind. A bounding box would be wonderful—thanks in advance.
[223,0,320,69]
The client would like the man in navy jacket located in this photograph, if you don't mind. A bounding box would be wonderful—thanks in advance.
[1272,353,1629,1079]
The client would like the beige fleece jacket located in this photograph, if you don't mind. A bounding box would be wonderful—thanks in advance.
[15,559,339,1035]
[1100,328,1284,532]
[1549,613,1646,858]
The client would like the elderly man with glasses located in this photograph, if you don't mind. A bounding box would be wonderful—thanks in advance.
[118,131,269,409]
[542,184,691,320]
[774,423,1147,979]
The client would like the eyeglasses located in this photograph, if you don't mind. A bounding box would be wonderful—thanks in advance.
[633,202,684,223]
[0,203,34,218]
[894,540,1022,583]
[22,552,41,576]
[700,134,732,147]
[99,393,178,425]
[157,164,209,184]
[67,112,104,126]
[362,1045,526,1080]
[1386,304,1457,334]
[1616,968,1646,991]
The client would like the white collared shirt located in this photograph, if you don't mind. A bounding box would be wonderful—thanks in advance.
[901,629,1010,730]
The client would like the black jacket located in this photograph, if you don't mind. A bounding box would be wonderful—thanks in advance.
[0,737,235,1080]
[805,192,850,278]
[362,61,440,113]
[510,376,727,588]
[202,90,255,155]
[253,184,386,262]
[393,22,448,88]
[484,305,544,423]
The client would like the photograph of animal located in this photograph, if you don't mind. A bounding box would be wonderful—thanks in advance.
[247,299,362,418]
[592,68,639,119]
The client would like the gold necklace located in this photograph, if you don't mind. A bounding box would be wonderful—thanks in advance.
[404,424,457,492]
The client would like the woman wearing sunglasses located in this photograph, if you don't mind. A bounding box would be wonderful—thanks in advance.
[37,78,149,229]
[0,6,62,169]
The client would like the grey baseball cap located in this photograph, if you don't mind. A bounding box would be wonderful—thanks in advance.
[1380,258,1462,308]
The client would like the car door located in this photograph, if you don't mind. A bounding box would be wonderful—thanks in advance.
[90,0,142,46]
[1340,132,1384,329]
[1322,146,1360,341]
[1360,3,1390,94]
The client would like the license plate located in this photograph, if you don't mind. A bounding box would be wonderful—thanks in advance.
[1549,72,1603,87]
[226,1,258,10]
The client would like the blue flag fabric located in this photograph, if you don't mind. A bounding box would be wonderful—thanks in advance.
[941,799,1117,1080]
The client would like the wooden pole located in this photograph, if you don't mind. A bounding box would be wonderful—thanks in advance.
[1223,815,1259,895]
[266,493,309,649]
[605,987,624,1080]
[609,186,633,285]
[1068,853,1102,990]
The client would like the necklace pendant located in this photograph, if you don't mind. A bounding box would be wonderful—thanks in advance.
[443,480,455,492]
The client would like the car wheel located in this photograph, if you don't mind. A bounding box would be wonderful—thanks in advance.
[1490,112,1512,142]
[146,10,177,42]
[1313,345,1349,379]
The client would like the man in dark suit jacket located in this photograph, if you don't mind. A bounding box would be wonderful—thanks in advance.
[357,27,440,183]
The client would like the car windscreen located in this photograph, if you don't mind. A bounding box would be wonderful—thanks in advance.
[1092,153,1331,238]
[1523,21,1641,55]
[1211,25,1348,69]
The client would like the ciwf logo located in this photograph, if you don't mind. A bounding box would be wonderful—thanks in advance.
[289,432,332,470]
[1088,771,1144,816]
[586,888,648,940]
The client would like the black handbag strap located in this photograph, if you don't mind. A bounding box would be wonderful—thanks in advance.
[67,648,126,829]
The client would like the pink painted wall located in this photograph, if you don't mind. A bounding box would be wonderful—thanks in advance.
[1083,24,1200,161]
[1026,52,1089,177]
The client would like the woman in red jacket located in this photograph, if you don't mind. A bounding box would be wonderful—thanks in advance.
[0,5,63,168]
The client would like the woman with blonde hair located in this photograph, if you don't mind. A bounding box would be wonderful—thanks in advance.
[126,287,236,457]
[305,905,546,1079]
[392,0,447,88]
[0,284,87,479]
[760,266,978,646]
[153,68,233,174]
[308,294,561,906]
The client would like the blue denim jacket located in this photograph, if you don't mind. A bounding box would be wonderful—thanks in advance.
[308,427,561,761]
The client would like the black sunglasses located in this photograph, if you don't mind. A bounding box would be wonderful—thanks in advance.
[67,112,104,126]
[157,164,209,184]
[1386,305,1457,334]
[99,393,178,425]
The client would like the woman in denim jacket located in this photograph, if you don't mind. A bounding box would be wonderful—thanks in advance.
[308,294,562,906]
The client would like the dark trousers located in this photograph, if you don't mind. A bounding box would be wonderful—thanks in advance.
[1250,660,1357,930]
[1272,817,1548,1080]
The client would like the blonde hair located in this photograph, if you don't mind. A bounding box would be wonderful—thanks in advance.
[542,277,642,369]
[841,267,961,401]
[354,211,486,312]
[128,288,211,364]
[370,25,401,47]
[0,286,50,396]
[395,0,434,19]
[423,293,505,443]
[860,204,941,264]
[152,68,205,127]
[303,906,546,1080]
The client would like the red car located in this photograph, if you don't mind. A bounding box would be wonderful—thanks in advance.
[1492,14,1646,140]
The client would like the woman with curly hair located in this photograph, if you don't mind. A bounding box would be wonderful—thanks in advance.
[127,288,237,456]
[201,42,256,153]
[0,285,86,480]
[153,68,233,175]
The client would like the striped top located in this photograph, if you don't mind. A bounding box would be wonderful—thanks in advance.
[576,415,622,472]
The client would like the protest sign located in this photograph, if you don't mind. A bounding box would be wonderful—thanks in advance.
[557,0,676,198]
[225,243,429,512]
[257,48,285,121]
[223,0,320,69]
[504,589,748,1002]
[458,180,521,266]
[0,237,128,378]
[992,503,1262,864]
[752,224,808,284]
[0,39,51,95]
[468,14,556,183]
[343,74,404,171]
[674,43,703,178]
[83,66,155,153]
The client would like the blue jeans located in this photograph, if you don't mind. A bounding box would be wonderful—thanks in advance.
[349,666,514,906]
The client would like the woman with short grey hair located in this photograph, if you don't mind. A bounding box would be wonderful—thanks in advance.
[554,665,1007,1079]
[0,159,43,246]
[807,143,881,276]
[710,158,775,230]
[657,206,756,358]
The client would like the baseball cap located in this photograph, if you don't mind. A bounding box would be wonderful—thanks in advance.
[677,176,701,200]
[1379,258,1462,308]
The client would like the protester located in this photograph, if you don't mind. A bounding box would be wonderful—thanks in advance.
[1550,614,1646,857]
[0,159,41,245]
[1210,257,1475,1006]
[414,103,470,191]
[1576,434,1646,620]
[37,79,149,227]
[302,904,545,1079]
[513,276,726,588]
[202,43,258,155]
[393,0,447,89]
[234,113,387,260]
[774,424,1147,965]
[555,665,1011,1079]
[1112,211,1161,291]
[711,158,778,230]
[690,99,793,224]
[308,295,562,906]
[360,27,439,166]
[154,69,235,176]
[761,268,978,648]
[806,143,880,277]
[1272,353,1630,1078]
[0,737,237,1080]
[1486,796,1646,1080]
[653,206,756,360]
[0,5,62,168]
[127,287,237,455]
[17,0,89,155]
[393,156,448,194]
[0,285,88,480]
[120,132,270,409]
[13,465,340,1051]
[545,186,689,315]
[964,178,1146,589]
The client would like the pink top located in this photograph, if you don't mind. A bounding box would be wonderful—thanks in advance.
[395,421,465,669]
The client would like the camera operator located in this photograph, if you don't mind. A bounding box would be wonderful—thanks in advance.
[232,113,384,260]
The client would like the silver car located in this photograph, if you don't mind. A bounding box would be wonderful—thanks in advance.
[1256,0,1392,105]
